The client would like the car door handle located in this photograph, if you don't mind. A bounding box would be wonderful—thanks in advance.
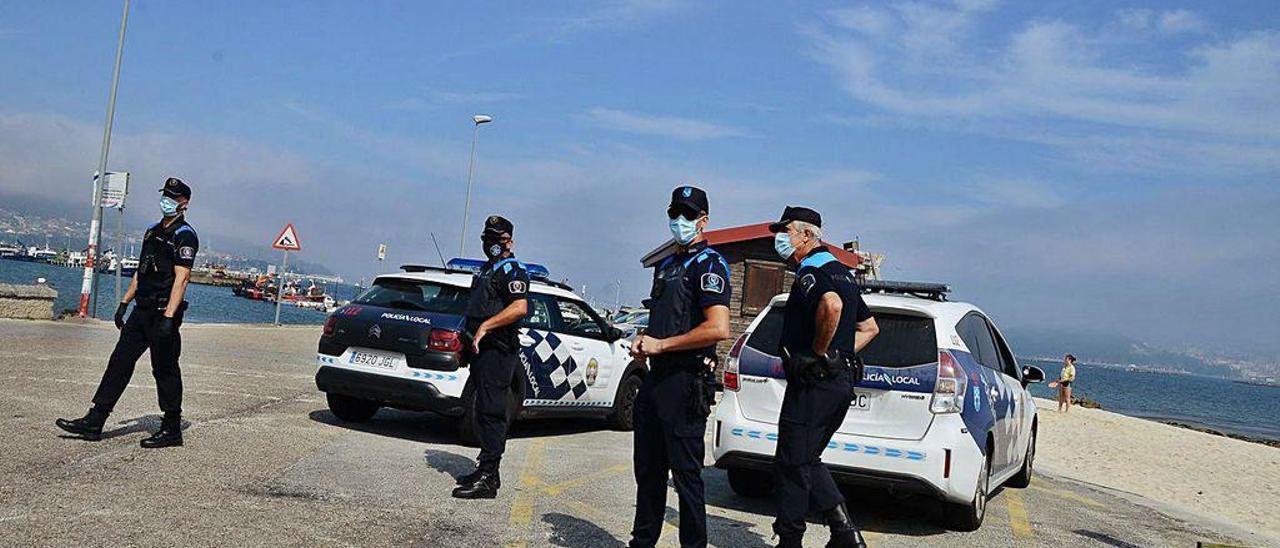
[570,343,584,351]
[519,335,535,345]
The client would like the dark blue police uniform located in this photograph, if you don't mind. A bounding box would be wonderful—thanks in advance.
[773,246,872,539]
[630,241,730,548]
[91,216,199,419]
[464,256,531,469]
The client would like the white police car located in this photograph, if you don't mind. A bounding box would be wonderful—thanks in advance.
[315,260,644,443]
[713,281,1044,531]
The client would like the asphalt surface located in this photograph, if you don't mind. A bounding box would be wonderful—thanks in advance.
[0,319,1261,547]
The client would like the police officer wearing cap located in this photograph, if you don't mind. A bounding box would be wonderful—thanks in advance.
[56,177,200,448]
[452,215,531,499]
[628,186,732,548]
[768,206,878,548]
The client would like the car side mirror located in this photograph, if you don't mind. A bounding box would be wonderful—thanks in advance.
[608,327,625,341]
[1022,365,1045,384]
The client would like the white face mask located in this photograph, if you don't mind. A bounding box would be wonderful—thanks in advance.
[669,216,699,245]
[159,196,181,217]
[774,231,795,260]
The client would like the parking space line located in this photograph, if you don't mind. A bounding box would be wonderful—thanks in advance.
[1006,489,1034,540]
[1030,483,1105,508]
[540,463,630,496]
[506,438,549,548]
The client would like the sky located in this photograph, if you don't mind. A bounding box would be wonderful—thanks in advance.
[1,1,1277,357]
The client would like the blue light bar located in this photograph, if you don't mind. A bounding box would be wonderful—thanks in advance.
[447,258,550,280]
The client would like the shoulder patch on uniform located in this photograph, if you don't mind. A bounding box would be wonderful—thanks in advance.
[800,273,817,294]
[502,263,512,273]
[701,272,725,294]
[178,246,196,260]
[508,280,527,294]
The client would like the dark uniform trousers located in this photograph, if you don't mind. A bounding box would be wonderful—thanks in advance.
[91,307,184,417]
[631,361,707,548]
[773,369,853,537]
[474,345,522,467]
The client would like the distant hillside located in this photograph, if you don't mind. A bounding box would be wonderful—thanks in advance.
[1002,326,1237,379]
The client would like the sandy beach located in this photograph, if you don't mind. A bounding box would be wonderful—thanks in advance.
[1033,397,1280,541]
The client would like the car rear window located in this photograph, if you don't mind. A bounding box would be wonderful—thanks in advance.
[354,279,470,315]
[745,306,936,368]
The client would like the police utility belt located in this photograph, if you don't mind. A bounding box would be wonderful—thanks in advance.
[783,348,864,385]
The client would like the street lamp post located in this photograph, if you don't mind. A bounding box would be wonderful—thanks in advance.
[458,114,492,258]
[78,0,131,318]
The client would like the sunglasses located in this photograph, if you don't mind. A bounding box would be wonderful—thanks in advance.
[667,205,704,220]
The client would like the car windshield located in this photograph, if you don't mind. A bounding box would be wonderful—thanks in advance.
[746,306,937,368]
[354,278,470,315]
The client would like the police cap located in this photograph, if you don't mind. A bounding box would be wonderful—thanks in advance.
[768,206,822,233]
[668,185,708,218]
[160,177,192,199]
[482,215,514,238]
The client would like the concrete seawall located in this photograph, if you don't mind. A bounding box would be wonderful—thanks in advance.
[0,283,57,320]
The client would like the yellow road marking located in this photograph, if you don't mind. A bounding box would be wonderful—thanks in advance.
[1030,483,1105,508]
[540,463,631,496]
[1006,489,1033,540]
[506,439,549,548]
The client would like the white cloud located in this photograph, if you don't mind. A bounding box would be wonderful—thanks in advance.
[586,107,752,141]
[807,3,1279,173]
[384,91,522,111]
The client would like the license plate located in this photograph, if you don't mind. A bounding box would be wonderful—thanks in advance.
[849,393,872,412]
[348,350,398,370]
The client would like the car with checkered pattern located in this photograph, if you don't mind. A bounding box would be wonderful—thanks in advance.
[713,282,1046,531]
[314,261,643,444]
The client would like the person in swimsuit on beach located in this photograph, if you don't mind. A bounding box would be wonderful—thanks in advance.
[1052,353,1077,412]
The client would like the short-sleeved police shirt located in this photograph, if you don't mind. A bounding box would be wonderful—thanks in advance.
[136,217,199,305]
[779,247,872,357]
[647,241,731,360]
[465,257,531,348]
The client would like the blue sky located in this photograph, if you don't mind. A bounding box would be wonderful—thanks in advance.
[1,1,1277,357]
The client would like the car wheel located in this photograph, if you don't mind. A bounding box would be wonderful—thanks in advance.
[727,468,774,498]
[326,393,379,423]
[606,374,643,431]
[1008,423,1036,488]
[944,448,990,531]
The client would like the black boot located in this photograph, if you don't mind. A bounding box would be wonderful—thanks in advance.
[140,417,183,448]
[451,467,500,499]
[456,467,485,486]
[823,503,867,548]
[55,408,108,440]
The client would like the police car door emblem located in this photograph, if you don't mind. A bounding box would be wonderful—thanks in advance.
[700,273,724,294]
[368,324,382,339]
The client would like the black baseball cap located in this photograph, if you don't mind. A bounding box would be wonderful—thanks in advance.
[768,206,822,233]
[482,215,514,238]
[668,185,709,218]
[160,177,191,199]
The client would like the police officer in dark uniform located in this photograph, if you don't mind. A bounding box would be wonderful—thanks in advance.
[768,206,879,548]
[56,177,199,449]
[629,186,733,548]
[452,215,531,499]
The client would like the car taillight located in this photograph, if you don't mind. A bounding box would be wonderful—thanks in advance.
[322,316,337,337]
[723,332,748,392]
[930,349,968,414]
[428,328,463,353]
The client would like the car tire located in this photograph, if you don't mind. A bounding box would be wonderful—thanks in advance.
[1008,423,1036,488]
[458,383,522,448]
[606,374,643,431]
[326,393,379,423]
[944,448,990,531]
[727,468,774,498]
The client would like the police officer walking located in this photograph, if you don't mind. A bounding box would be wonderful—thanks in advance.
[452,215,530,499]
[56,177,199,448]
[629,186,733,548]
[768,206,879,548]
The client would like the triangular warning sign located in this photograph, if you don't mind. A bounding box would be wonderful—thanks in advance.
[272,223,302,251]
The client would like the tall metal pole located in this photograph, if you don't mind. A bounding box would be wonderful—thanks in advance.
[458,123,480,257]
[274,250,288,326]
[79,0,131,318]
[114,208,123,303]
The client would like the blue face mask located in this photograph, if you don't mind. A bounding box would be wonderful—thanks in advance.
[669,216,699,246]
[159,196,180,217]
[774,231,795,260]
